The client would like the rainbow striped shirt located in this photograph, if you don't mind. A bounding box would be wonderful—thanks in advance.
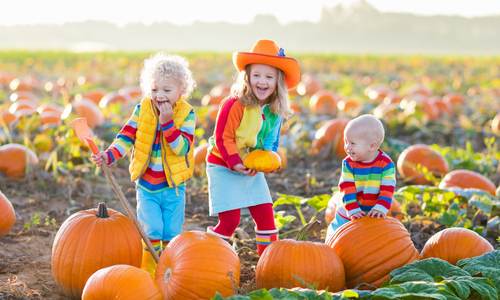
[105,104,195,193]
[337,150,396,217]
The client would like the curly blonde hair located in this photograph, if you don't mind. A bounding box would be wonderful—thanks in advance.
[139,52,196,98]
[231,64,293,118]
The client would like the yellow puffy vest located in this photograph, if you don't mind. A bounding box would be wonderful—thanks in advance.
[129,97,194,188]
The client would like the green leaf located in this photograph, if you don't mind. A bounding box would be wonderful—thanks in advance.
[389,258,469,285]
[371,282,460,300]
[457,250,500,281]
[307,194,331,212]
[435,276,498,300]
[274,193,305,208]
[274,211,296,229]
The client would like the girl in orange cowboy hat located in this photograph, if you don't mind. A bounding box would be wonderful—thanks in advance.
[205,39,301,256]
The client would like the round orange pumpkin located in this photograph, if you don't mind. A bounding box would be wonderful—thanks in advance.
[0,144,39,178]
[325,217,419,289]
[99,91,132,108]
[9,91,40,103]
[420,228,493,265]
[0,110,16,124]
[75,90,107,105]
[397,144,449,185]
[309,90,340,115]
[312,117,350,159]
[8,99,37,114]
[296,74,323,96]
[0,191,15,237]
[438,170,496,196]
[337,98,360,113]
[119,86,142,100]
[256,221,345,292]
[37,103,64,115]
[365,84,393,103]
[82,265,163,300]
[243,145,282,173]
[63,100,104,129]
[51,203,142,299]
[156,231,240,300]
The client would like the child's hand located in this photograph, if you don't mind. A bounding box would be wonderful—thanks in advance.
[158,101,174,124]
[91,151,109,167]
[232,163,258,176]
[367,210,386,218]
[350,211,366,220]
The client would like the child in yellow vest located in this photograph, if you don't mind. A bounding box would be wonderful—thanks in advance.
[206,39,301,256]
[91,53,196,277]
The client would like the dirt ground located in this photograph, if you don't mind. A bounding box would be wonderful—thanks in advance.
[0,146,498,299]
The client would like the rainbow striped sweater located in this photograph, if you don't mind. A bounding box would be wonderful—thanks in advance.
[105,104,195,193]
[206,97,282,169]
[337,150,396,218]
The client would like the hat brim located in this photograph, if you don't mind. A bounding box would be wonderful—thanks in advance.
[233,52,301,89]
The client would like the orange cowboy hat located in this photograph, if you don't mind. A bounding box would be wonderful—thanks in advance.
[233,39,301,89]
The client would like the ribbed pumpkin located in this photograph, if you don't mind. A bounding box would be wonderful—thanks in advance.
[0,191,15,237]
[397,144,449,185]
[193,143,209,177]
[156,231,241,300]
[420,228,493,265]
[82,265,163,300]
[0,144,39,178]
[309,90,340,115]
[438,169,496,196]
[325,193,403,226]
[312,117,350,159]
[243,138,282,172]
[51,203,142,299]
[325,217,419,289]
[256,221,345,292]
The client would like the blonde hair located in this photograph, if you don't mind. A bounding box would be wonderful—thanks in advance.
[231,64,293,118]
[139,52,196,98]
[346,114,385,145]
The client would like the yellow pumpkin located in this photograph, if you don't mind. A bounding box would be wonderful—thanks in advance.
[243,139,282,172]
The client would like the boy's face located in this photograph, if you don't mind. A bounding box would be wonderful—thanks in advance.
[343,125,378,162]
[150,77,184,110]
[249,64,278,104]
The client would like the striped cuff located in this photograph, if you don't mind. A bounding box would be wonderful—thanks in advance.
[142,239,161,252]
[255,228,279,245]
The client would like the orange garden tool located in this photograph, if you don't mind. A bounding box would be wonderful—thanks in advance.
[70,118,160,263]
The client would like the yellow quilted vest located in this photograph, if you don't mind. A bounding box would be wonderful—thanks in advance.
[129,97,194,188]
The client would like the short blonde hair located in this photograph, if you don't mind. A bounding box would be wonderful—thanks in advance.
[346,114,385,145]
[231,64,293,118]
[139,52,196,98]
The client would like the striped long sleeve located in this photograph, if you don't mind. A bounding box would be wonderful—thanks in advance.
[339,150,396,216]
[161,109,195,156]
[106,105,140,165]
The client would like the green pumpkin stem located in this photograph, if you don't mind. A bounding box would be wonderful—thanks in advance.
[96,202,110,218]
[258,137,265,151]
[295,220,321,242]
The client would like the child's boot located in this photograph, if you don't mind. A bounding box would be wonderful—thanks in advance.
[141,239,161,278]
[207,226,231,243]
[255,228,279,256]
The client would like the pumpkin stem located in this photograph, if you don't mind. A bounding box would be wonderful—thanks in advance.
[96,202,110,218]
[295,220,320,242]
[258,137,265,151]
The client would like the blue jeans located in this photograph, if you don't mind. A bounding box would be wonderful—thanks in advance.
[136,185,186,241]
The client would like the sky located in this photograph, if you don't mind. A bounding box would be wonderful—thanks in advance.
[2,0,500,27]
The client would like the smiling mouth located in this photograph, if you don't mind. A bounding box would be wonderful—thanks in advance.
[257,87,268,93]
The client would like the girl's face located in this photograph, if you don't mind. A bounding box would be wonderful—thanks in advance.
[150,77,184,109]
[249,64,277,104]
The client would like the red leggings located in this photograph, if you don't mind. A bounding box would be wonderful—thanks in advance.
[213,203,275,236]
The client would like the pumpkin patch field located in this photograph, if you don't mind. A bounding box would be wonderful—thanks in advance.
[1,51,500,299]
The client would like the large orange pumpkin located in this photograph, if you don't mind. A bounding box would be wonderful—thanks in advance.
[63,100,104,129]
[82,265,163,300]
[397,144,449,185]
[51,203,142,299]
[256,221,345,292]
[0,144,39,178]
[325,217,419,289]
[420,228,493,265]
[438,170,496,196]
[312,118,350,159]
[0,191,15,237]
[308,90,340,115]
[156,231,240,300]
